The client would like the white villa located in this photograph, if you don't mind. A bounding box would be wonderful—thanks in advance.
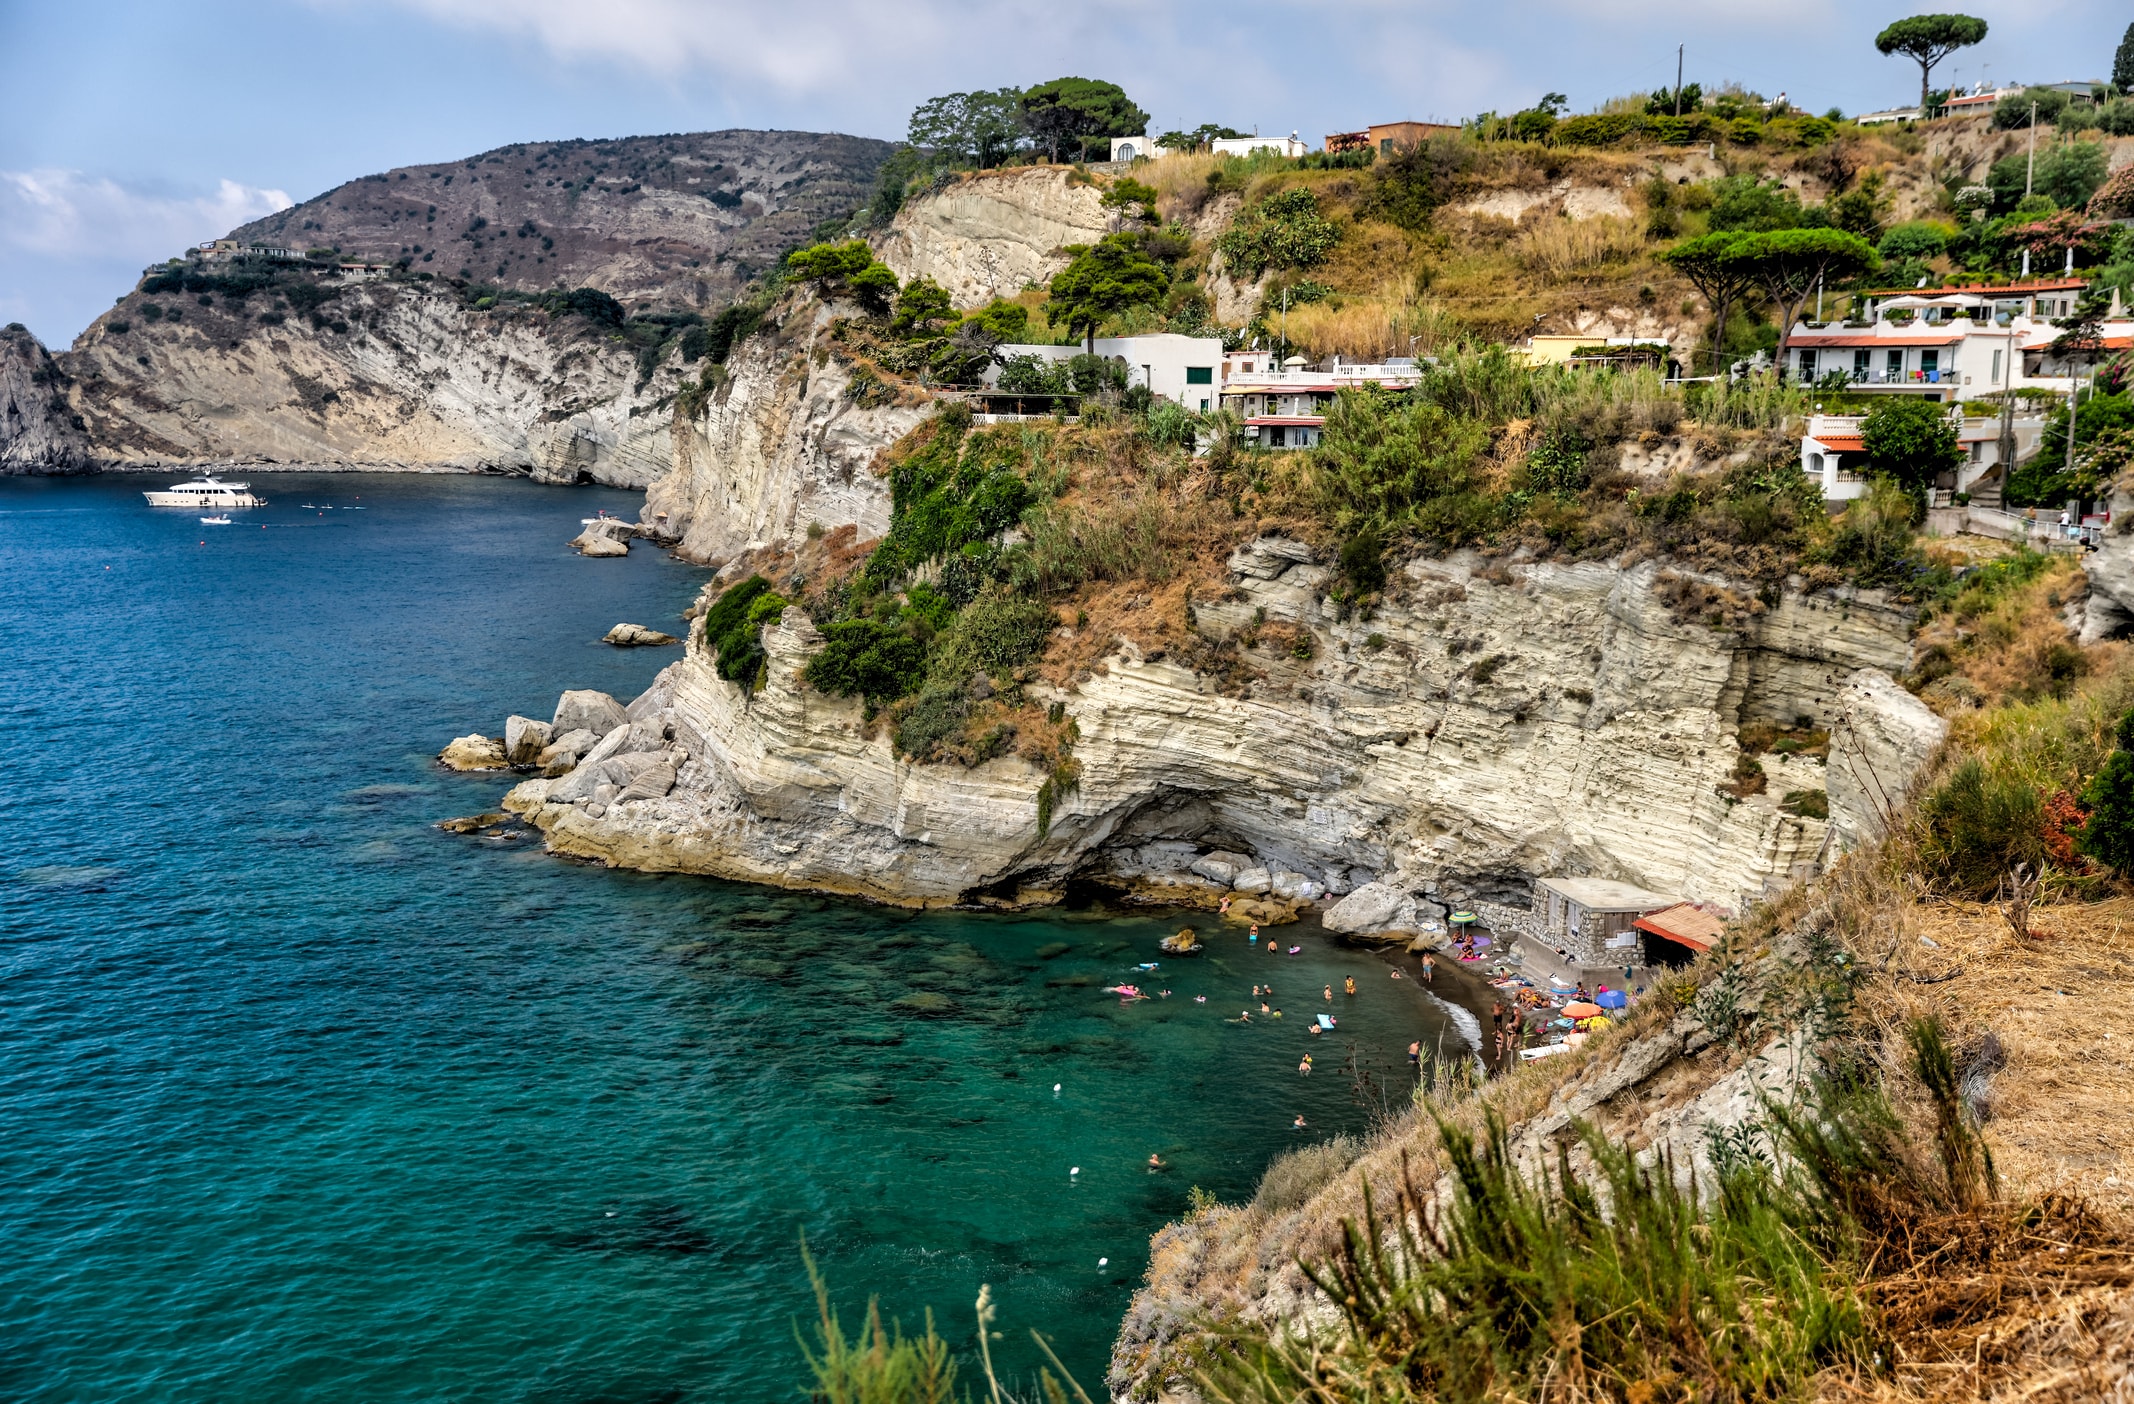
[985,334,1224,410]
[1218,354,1426,448]
[1784,278,2094,398]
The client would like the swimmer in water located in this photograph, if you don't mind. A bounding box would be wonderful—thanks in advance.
[1260,1001,1270,1013]
[1194,995,1207,1003]
[1248,923,1259,942]
[1293,1115,1306,1129]
[1390,968,1402,979]
[1345,976,1356,996]
[1298,1054,1313,1075]
[1308,1023,1322,1036]
[1147,1153,1166,1171]
[1324,985,1333,1002]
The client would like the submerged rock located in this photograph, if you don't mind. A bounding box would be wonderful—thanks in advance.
[438,734,508,771]
[603,622,679,647]
[438,812,511,834]
[571,518,635,557]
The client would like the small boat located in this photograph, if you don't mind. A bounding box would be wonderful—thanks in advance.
[199,514,232,525]
[143,475,264,508]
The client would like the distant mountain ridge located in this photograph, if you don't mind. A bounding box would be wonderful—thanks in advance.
[228,129,894,312]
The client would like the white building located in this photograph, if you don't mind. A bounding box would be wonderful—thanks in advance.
[986,334,1225,410]
[1218,356,1426,448]
[1800,410,2045,505]
[1109,135,1149,162]
[1784,278,2092,399]
[1210,132,1310,159]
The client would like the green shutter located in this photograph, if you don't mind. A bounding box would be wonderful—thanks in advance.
[1185,366,1213,384]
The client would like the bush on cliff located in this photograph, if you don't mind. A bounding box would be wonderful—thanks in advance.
[701,575,789,690]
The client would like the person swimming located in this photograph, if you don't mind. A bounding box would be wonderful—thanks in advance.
[1147,1153,1167,1171]
[1193,995,1207,1003]
[1260,1001,1270,1013]
[1323,985,1333,1002]
[1344,976,1356,996]
[1287,946,1301,955]
[1292,1114,1306,1129]
[1308,1023,1322,1036]
[1298,1054,1313,1075]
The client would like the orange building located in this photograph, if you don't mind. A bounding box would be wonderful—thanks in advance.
[1323,120,1461,154]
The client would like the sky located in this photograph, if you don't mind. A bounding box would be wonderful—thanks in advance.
[1,0,2125,346]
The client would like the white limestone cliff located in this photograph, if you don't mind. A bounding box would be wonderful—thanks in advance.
[506,536,1941,917]
[54,282,683,485]
[874,167,1111,311]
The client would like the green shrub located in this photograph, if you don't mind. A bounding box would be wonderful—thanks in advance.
[803,618,928,706]
[1339,529,1387,593]
[700,575,788,689]
[1216,187,1339,278]
[1916,756,2048,895]
[927,590,1054,683]
[893,685,970,759]
[1252,1136,1361,1214]
[2079,709,2134,873]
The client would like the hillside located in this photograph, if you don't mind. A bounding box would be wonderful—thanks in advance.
[228,129,893,313]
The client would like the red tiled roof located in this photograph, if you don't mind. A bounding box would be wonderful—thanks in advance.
[1788,333,1965,348]
[2023,334,2134,351]
[1634,903,1727,953]
[1813,436,1866,452]
[1245,416,1326,426]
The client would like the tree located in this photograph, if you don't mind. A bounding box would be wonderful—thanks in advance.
[1728,228,1879,369]
[908,89,1026,169]
[891,277,953,337]
[1157,124,1244,152]
[1876,14,1989,117]
[1861,397,1962,490]
[2117,23,2134,95]
[1707,175,1807,233]
[1019,78,1149,163]
[848,262,900,316]
[1657,232,1760,373]
[1047,234,1169,351]
[787,240,901,315]
[2049,286,2116,499]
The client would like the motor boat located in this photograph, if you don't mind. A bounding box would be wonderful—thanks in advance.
[199,515,232,525]
[143,476,264,508]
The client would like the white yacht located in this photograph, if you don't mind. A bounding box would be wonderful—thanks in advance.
[142,476,265,509]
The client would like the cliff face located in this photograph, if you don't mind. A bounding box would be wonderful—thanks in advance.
[641,304,932,557]
[56,281,682,483]
[875,167,1111,310]
[0,326,94,474]
[229,129,892,310]
[506,535,1941,918]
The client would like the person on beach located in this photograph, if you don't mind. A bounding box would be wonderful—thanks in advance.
[1220,895,1232,917]
[1344,976,1356,997]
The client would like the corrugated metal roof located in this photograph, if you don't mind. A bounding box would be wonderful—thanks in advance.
[1634,902,1727,952]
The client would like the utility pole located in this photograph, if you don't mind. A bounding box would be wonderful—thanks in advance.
[2026,102,2038,196]
[1675,45,1685,116]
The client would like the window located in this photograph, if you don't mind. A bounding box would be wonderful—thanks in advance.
[1185,366,1213,384]
[1798,349,1818,378]
[1991,348,2003,383]
[1922,349,1940,382]
[1886,348,1904,380]
[1853,349,1870,380]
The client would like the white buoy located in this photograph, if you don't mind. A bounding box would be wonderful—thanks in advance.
[1053,1083,1061,1093]
[1071,1166,1080,1176]
[1098,1257,1109,1266]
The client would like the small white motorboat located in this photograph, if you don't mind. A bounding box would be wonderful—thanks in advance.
[199,515,232,525]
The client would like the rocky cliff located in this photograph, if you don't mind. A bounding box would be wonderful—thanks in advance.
[501,529,1942,920]
[641,303,932,556]
[230,129,892,309]
[0,325,94,474]
[57,278,685,483]
[875,167,1111,310]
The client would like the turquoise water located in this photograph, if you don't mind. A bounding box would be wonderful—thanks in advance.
[0,474,1472,1402]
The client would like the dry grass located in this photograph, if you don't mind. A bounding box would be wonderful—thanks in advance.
[1511,214,1650,282]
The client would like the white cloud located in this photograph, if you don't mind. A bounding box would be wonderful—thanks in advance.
[0,171,293,264]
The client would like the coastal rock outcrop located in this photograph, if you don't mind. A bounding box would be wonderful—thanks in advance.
[0,325,95,474]
[552,690,629,738]
[571,518,636,556]
[603,622,678,646]
[505,546,1930,917]
[439,734,508,770]
[503,716,552,765]
[640,304,931,563]
[874,167,1111,310]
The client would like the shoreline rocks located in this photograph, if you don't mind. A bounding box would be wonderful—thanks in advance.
[570,518,635,557]
[438,734,508,771]
[603,622,679,647]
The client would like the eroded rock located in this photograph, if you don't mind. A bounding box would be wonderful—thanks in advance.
[438,734,508,771]
[603,623,679,647]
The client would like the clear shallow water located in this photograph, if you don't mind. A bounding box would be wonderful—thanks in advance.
[0,474,1470,1402]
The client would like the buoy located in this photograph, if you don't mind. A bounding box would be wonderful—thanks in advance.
[1098,1257,1108,1266]
[1070,1166,1080,1176]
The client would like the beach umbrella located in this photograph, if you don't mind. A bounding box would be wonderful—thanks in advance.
[1563,1001,1603,1018]
[1449,911,1477,925]
[1596,989,1628,1009]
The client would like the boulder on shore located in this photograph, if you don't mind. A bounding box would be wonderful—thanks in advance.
[537,728,599,774]
[603,622,679,647]
[503,715,552,765]
[1322,881,1423,936]
[570,518,635,557]
[552,690,630,738]
[439,734,509,771]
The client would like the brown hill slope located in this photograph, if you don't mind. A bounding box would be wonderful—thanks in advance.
[228,129,892,312]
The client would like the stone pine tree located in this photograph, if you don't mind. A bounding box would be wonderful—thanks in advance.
[1728,228,1879,371]
[1020,78,1150,163]
[1657,231,1759,373]
[2117,23,2134,95]
[1047,234,1169,352]
[1876,14,1989,116]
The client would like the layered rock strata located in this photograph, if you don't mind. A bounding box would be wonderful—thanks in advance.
[499,538,1942,918]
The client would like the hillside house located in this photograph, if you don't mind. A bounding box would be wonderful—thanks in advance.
[1210,133,1309,159]
[1324,121,1461,154]
[1785,279,2096,399]
[1801,409,2044,506]
[1510,876,1684,989]
[1108,135,1148,162]
[1218,356,1424,448]
[984,334,1223,410]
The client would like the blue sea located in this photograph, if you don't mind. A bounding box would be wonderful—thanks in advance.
[0,473,1472,1402]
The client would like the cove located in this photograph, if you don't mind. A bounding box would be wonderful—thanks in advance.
[0,474,1473,1401]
